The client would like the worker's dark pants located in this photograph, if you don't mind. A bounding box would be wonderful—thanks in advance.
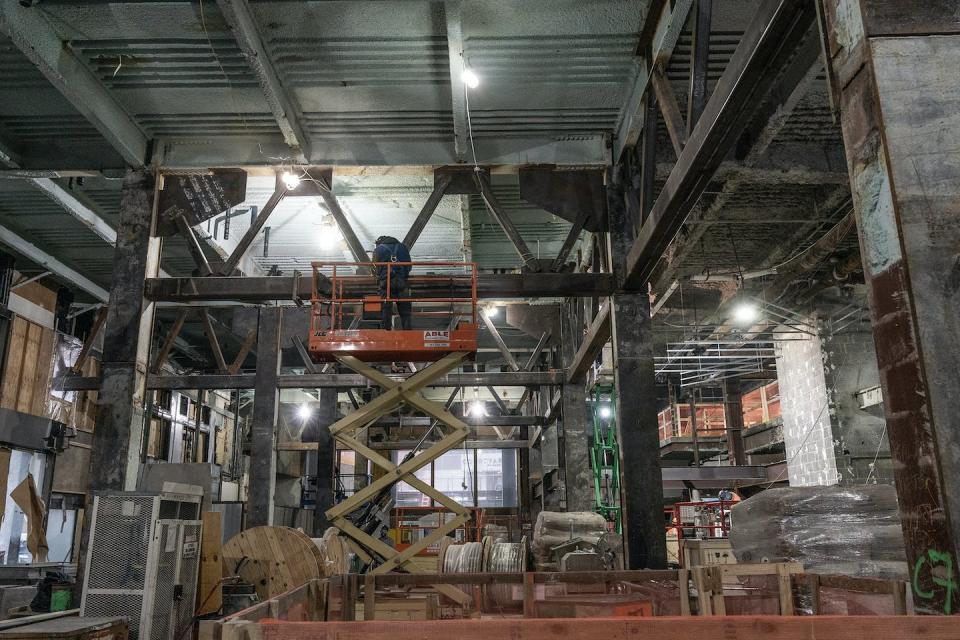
[380,285,412,330]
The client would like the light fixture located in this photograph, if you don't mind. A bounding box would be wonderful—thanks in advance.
[599,405,612,419]
[732,301,759,326]
[297,404,312,421]
[318,225,343,251]
[468,400,487,417]
[484,306,499,318]
[461,68,480,89]
[281,171,301,190]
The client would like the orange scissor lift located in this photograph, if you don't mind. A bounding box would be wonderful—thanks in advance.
[308,262,478,603]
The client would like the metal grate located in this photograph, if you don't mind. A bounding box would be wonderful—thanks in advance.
[86,496,154,590]
[84,593,143,636]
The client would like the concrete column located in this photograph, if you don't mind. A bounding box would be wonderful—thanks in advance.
[608,177,665,569]
[823,1,960,615]
[312,388,338,534]
[89,169,160,491]
[559,301,594,511]
[247,306,281,527]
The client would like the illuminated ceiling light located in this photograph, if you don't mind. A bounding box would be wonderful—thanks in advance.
[281,171,301,190]
[318,225,343,251]
[732,302,759,326]
[468,400,487,417]
[599,405,612,419]
[460,68,480,89]
[297,404,312,420]
[484,306,499,318]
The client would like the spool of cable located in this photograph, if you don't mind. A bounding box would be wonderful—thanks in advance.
[483,536,527,612]
[441,539,485,574]
[439,537,488,604]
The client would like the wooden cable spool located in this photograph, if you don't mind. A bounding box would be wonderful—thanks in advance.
[483,535,528,612]
[313,527,351,577]
[222,526,325,600]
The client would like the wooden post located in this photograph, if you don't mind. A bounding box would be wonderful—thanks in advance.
[678,568,691,616]
[364,573,376,621]
[776,563,794,615]
[806,574,821,615]
[523,572,536,618]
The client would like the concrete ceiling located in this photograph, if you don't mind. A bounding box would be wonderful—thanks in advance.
[0,0,858,340]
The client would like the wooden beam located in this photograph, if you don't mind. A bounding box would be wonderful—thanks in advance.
[238,616,956,639]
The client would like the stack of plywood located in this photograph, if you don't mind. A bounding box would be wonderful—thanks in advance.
[1,282,57,419]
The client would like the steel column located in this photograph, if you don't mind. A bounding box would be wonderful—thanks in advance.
[609,177,665,569]
[248,306,281,527]
[723,379,747,466]
[88,170,159,490]
[559,301,594,511]
[312,388,338,534]
[823,0,960,615]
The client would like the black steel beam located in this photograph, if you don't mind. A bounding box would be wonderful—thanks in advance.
[372,415,541,428]
[248,306,281,526]
[620,0,819,289]
[403,173,451,250]
[219,178,285,275]
[143,272,614,302]
[474,172,541,272]
[54,370,563,392]
[686,0,713,135]
[566,303,611,383]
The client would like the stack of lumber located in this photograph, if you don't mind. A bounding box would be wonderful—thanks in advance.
[729,486,907,578]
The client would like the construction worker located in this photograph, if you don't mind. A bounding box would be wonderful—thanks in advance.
[373,235,413,330]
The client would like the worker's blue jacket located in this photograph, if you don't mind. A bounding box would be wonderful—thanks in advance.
[373,236,412,291]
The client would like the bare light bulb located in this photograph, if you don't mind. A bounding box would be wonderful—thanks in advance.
[468,400,487,417]
[318,226,343,251]
[732,302,759,326]
[484,306,498,318]
[599,405,612,419]
[297,404,312,420]
[461,68,480,89]
[281,171,301,190]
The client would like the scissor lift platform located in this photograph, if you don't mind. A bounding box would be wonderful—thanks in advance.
[308,261,479,363]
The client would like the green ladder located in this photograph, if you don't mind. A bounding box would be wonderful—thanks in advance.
[591,384,622,533]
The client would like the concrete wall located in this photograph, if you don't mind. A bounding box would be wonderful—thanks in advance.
[821,322,891,483]
[775,324,840,486]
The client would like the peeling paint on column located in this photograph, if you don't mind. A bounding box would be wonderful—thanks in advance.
[854,149,902,276]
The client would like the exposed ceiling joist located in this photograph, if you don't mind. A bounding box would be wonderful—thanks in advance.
[621,0,819,290]
[216,0,311,162]
[613,0,694,160]
[0,223,108,302]
[0,2,148,167]
[444,0,468,163]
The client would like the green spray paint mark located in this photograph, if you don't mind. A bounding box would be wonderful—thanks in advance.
[912,549,956,614]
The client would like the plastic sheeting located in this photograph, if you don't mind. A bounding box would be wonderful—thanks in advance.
[532,511,607,570]
[729,485,907,579]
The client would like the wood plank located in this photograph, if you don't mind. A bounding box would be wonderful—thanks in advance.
[31,327,54,417]
[198,512,223,616]
[16,322,40,414]
[363,574,375,621]
[0,317,26,410]
[678,569,691,616]
[777,563,794,615]
[253,616,960,640]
